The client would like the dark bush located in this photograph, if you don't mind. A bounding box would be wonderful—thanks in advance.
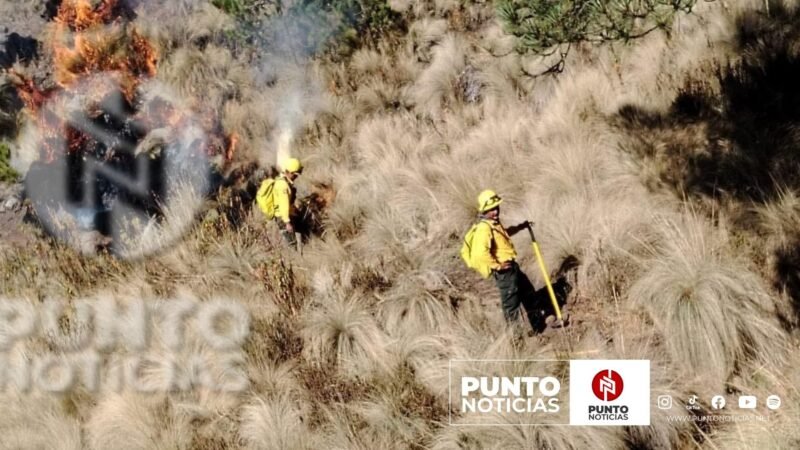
[220,0,404,56]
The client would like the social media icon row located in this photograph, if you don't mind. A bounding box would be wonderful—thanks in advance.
[656,394,781,410]
[737,396,756,409]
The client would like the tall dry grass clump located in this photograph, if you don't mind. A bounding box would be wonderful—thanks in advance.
[630,216,787,389]
[0,392,83,450]
[758,188,800,308]
[238,394,316,449]
[86,393,193,450]
[759,187,800,249]
[301,293,390,378]
[409,34,468,117]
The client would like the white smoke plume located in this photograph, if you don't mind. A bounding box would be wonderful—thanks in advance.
[252,4,339,168]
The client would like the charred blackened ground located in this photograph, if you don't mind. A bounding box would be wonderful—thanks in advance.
[0,33,39,69]
[1,32,39,137]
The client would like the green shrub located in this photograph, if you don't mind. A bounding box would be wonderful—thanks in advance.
[233,0,403,57]
[283,0,403,54]
[0,142,19,183]
[212,0,254,16]
[495,0,697,55]
[326,0,402,39]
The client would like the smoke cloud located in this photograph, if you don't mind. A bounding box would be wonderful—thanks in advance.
[251,3,340,167]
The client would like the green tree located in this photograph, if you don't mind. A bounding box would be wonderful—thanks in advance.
[212,0,258,16]
[496,0,698,71]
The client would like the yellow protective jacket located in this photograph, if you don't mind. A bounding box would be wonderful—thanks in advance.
[472,219,517,278]
[273,176,297,224]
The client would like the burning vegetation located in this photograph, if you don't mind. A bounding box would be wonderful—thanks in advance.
[16,0,155,117]
[9,0,238,254]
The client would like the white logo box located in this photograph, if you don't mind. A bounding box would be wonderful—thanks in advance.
[569,360,650,426]
[448,359,651,426]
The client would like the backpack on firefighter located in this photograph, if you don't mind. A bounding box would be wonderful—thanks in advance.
[460,220,494,278]
[257,158,304,221]
[256,178,277,219]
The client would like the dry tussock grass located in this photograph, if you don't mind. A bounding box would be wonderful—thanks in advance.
[0,392,83,450]
[239,393,316,449]
[702,351,800,449]
[435,417,624,450]
[302,293,390,378]
[377,276,456,334]
[135,1,235,56]
[86,393,195,450]
[3,0,800,448]
[630,215,786,389]
[409,34,468,117]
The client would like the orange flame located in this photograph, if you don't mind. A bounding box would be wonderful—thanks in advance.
[49,0,157,99]
[56,0,119,32]
[12,0,229,165]
[11,72,55,113]
[226,133,239,162]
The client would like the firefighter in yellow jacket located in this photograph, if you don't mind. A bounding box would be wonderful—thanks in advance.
[472,190,542,331]
[274,158,303,246]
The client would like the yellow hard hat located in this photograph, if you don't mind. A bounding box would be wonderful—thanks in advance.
[477,189,503,213]
[281,157,303,174]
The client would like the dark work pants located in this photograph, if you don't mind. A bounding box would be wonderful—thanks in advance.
[278,213,312,248]
[280,227,297,247]
[276,217,298,247]
[493,261,543,332]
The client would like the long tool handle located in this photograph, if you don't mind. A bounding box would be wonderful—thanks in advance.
[528,224,563,321]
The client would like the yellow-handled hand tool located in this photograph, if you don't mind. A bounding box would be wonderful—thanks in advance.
[527,223,563,322]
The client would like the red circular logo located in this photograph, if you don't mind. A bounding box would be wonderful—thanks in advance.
[592,369,624,401]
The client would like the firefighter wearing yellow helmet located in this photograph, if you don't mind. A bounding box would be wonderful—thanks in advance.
[274,157,303,246]
[465,190,542,331]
